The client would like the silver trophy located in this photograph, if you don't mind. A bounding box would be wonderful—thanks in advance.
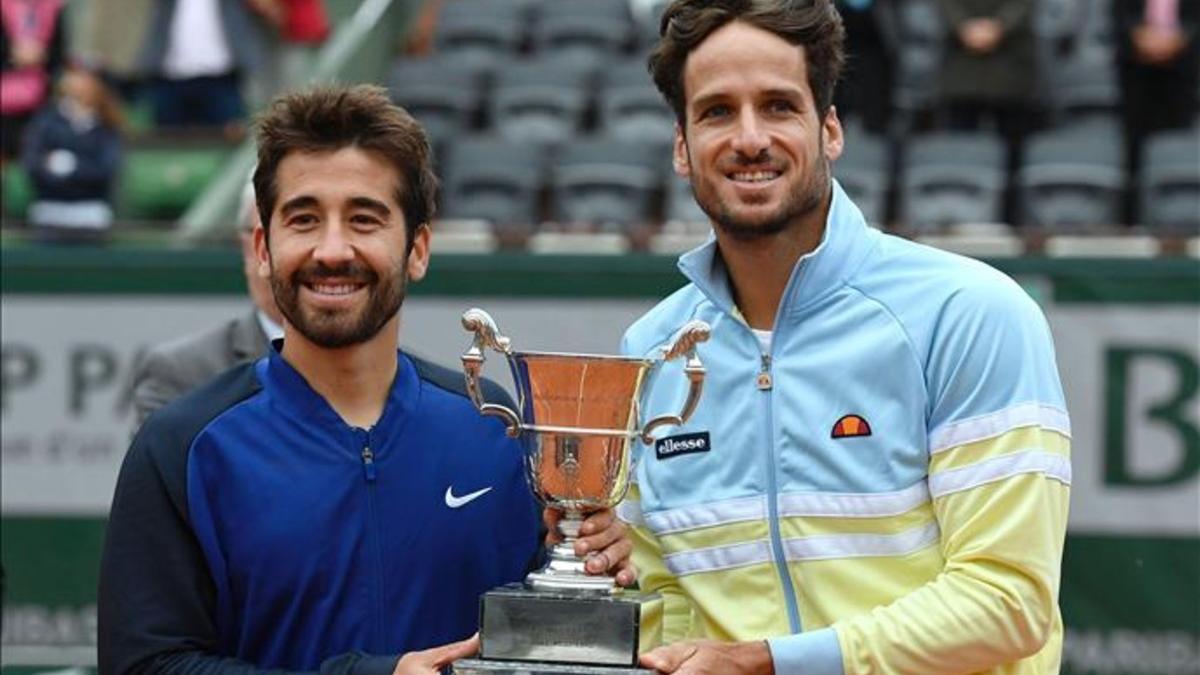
[453,308,710,674]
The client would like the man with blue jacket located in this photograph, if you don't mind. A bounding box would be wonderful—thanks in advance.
[98,85,634,675]
[619,2,1071,674]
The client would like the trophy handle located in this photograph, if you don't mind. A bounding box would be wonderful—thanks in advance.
[462,308,522,437]
[640,320,711,444]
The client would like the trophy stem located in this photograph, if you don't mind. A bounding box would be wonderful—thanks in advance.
[526,510,616,593]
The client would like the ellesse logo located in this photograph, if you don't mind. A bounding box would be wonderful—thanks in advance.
[655,432,711,460]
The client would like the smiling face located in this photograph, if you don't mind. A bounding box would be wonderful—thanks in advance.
[254,146,430,350]
[675,20,842,242]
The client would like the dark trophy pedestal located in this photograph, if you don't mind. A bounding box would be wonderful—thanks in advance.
[452,584,660,674]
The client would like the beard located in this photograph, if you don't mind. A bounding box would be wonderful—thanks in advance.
[690,138,831,243]
[270,258,406,349]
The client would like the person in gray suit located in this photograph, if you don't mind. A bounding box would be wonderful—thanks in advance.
[131,188,284,424]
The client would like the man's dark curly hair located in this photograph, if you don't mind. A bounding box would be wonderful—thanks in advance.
[649,0,845,126]
[253,84,438,249]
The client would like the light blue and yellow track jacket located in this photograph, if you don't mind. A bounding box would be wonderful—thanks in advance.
[618,182,1071,675]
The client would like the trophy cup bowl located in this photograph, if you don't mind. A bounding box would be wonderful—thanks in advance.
[455,308,710,673]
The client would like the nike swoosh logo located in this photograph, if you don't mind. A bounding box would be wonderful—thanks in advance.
[445,485,493,508]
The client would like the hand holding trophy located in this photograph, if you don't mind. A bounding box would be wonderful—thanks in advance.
[454,308,710,674]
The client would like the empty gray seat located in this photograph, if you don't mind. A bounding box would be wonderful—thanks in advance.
[900,132,1007,230]
[1140,128,1200,233]
[835,130,890,227]
[489,59,593,146]
[388,57,484,144]
[434,0,526,68]
[532,0,633,65]
[1017,125,1127,229]
[550,136,662,227]
[894,0,944,115]
[598,60,674,146]
[441,135,547,228]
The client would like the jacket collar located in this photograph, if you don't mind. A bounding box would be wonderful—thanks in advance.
[259,340,419,435]
[676,179,875,324]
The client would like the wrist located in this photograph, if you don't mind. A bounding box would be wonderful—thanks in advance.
[739,640,774,675]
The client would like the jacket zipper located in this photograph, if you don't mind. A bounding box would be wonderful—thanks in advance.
[360,432,385,649]
[759,342,802,635]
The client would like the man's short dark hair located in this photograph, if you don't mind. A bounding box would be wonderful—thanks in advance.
[649,0,845,125]
[252,84,438,247]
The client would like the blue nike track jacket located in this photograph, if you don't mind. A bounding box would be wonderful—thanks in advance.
[99,346,540,675]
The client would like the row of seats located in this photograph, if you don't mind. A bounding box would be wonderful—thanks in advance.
[433,124,1200,232]
[390,55,672,148]
[432,0,664,68]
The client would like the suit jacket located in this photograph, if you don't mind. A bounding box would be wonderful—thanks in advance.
[132,310,268,425]
[936,0,1037,102]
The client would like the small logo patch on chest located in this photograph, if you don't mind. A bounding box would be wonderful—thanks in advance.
[655,432,711,460]
[831,414,872,439]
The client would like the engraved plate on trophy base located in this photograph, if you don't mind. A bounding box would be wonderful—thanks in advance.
[476,584,657,667]
[452,658,651,674]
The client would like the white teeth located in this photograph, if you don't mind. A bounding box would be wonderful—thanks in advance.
[731,171,780,182]
[310,283,359,296]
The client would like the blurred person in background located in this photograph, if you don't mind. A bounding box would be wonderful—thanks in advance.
[20,63,123,243]
[833,0,897,136]
[130,184,282,425]
[247,0,330,96]
[935,0,1035,209]
[137,0,268,135]
[78,0,155,103]
[1114,0,1199,210]
[0,0,67,161]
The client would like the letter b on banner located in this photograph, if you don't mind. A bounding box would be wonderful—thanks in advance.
[1105,347,1200,487]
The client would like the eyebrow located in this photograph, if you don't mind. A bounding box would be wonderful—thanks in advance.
[278,195,393,217]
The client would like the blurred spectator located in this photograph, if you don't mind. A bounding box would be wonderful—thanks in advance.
[20,64,124,243]
[78,0,155,102]
[834,0,898,136]
[1114,0,1199,213]
[935,0,1036,223]
[138,0,268,134]
[249,0,330,95]
[0,0,67,161]
[403,0,442,56]
[130,184,280,424]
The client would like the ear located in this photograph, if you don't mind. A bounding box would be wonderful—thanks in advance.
[253,223,271,279]
[672,123,691,178]
[407,223,432,282]
[822,105,844,163]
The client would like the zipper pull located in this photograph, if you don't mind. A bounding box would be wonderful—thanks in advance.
[757,353,773,391]
[361,445,377,482]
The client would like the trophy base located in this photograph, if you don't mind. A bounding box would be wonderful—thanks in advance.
[453,658,652,674]
[476,584,658,667]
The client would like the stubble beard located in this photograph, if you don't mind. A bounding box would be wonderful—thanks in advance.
[690,136,831,243]
[270,259,407,349]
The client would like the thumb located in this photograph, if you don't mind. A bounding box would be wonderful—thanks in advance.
[639,642,696,673]
[426,633,481,668]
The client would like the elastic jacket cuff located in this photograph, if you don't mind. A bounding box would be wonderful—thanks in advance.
[767,627,844,675]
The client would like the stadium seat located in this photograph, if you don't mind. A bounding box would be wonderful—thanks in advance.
[899,132,1007,231]
[440,135,547,229]
[433,0,526,68]
[550,136,662,227]
[598,59,674,147]
[1139,128,1200,234]
[532,0,633,66]
[1047,56,1120,125]
[664,172,707,227]
[388,57,486,146]
[116,143,235,222]
[835,129,890,227]
[489,59,593,146]
[1016,125,1127,229]
[1,165,33,221]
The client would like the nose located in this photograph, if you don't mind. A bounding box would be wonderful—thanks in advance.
[730,108,769,158]
[312,221,355,266]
